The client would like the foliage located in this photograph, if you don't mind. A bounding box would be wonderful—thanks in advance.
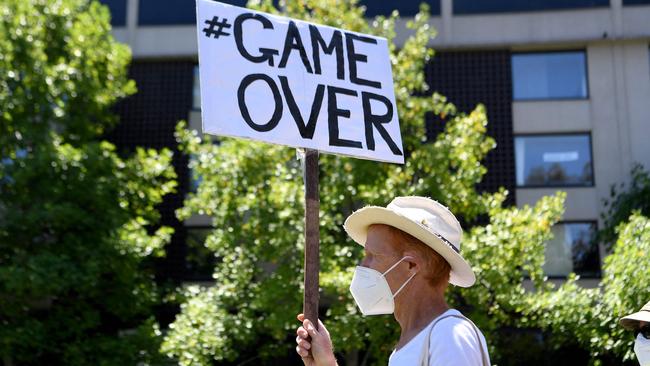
[0,0,175,364]
[523,213,650,365]
[600,163,650,247]
[162,1,648,366]
[162,1,560,364]
[454,194,565,351]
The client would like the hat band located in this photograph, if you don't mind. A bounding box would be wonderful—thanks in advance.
[436,233,460,254]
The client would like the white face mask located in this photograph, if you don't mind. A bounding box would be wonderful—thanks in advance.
[349,257,417,316]
[635,333,650,366]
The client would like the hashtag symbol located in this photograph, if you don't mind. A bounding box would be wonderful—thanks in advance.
[203,16,232,39]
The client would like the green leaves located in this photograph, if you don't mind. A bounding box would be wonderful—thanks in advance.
[0,0,134,151]
[0,0,175,364]
[163,1,649,366]
[522,214,650,364]
[163,2,507,365]
[599,163,650,247]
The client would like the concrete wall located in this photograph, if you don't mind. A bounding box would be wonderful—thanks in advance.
[112,0,650,56]
[512,40,650,276]
[513,41,650,224]
[511,40,649,273]
[588,41,650,219]
[513,100,592,134]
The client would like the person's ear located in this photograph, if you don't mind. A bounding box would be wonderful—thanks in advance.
[402,251,422,274]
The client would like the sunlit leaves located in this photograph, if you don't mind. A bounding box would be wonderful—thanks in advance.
[162,1,505,364]
[0,0,175,364]
[160,1,647,366]
[522,214,650,364]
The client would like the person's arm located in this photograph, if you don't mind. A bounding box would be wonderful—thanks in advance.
[295,314,338,366]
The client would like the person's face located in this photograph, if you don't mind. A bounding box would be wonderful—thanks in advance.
[360,225,412,294]
[636,321,649,339]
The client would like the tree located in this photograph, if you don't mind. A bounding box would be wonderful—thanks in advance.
[161,1,563,364]
[0,0,176,364]
[162,1,648,365]
[599,163,650,247]
[523,213,650,365]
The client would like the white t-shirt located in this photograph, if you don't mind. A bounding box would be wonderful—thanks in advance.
[388,309,490,366]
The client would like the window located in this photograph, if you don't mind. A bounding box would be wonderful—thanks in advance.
[543,222,600,278]
[138,0,196,25]
[454,0,608,15]
[193,65,201,110]
[138,0,250,25]
[99,0,127,26]
[623,0,650,5]
[360,0,440,16]
[512,51,588,100]
[515,134,593,187]
[185,227,216,280]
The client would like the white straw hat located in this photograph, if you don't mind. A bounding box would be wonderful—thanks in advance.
[620,301,650,330]
[343,196,476,287]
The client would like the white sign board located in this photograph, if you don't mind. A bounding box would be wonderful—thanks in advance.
[196,0,404,164]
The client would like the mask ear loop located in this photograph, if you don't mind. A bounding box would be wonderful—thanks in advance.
[381,257,418,298]
[392,271,417,298]
[381,256,409,276]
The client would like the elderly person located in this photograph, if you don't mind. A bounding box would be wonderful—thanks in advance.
[620,301,650,365]
[295,196,490,365]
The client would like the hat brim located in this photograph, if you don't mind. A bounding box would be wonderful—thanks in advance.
[620,311,650,330]
[344,206,476,287]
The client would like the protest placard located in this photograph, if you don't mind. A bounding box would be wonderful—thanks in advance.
[196,0,403,338]
[196,0,403,164]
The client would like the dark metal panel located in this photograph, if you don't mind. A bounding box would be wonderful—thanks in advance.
[424,50,516,207]
[107,61,195,281]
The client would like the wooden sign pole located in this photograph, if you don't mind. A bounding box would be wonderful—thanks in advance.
[302,148,320,331]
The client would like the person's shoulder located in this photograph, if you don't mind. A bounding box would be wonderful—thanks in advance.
[429,310,482,346]
[428,310,487,365]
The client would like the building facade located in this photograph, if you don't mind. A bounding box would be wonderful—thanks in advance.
[102,0,650,287]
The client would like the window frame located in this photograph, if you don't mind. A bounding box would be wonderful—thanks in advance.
[511,49,590,101]
[544,220,601,279]
[514,132,596,189]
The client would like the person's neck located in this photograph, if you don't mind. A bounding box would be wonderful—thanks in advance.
[393,286,449,350]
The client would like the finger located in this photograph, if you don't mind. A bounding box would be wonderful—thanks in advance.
[296,345,309,358]
[303,319,320,337]
[297,313,305,322]
[297,327,309,339]
[295,335,311,347]
[297,345,312,358]
[297,338,311,350]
